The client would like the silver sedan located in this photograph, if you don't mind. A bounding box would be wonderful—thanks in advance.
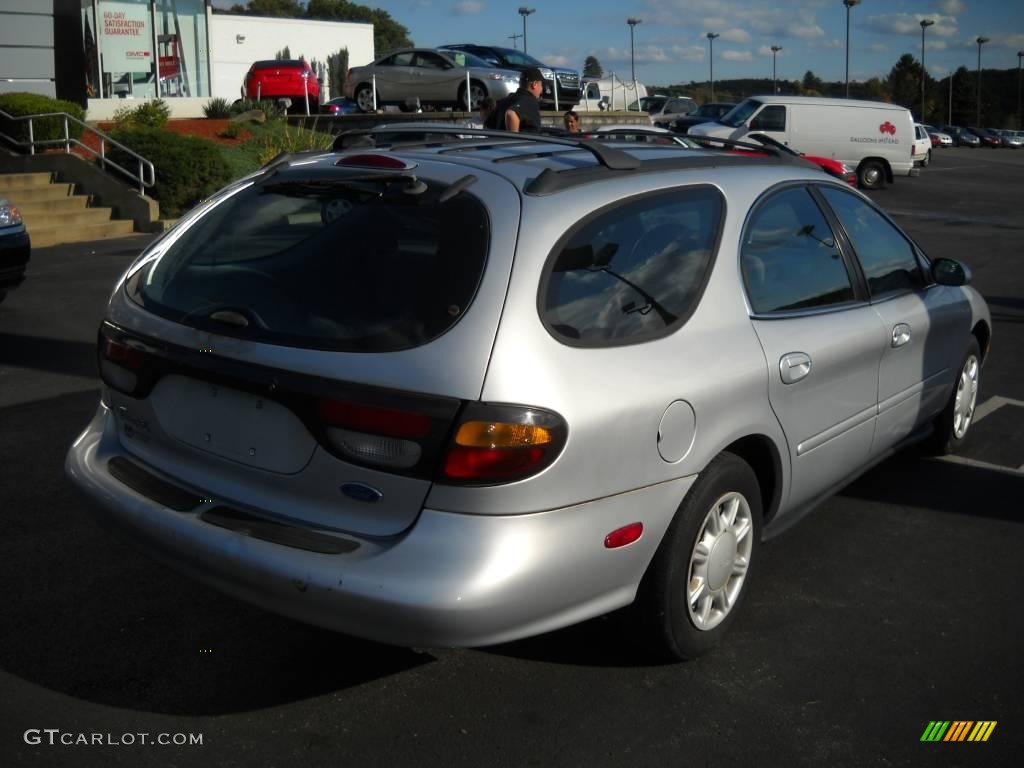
[343,48,522,112]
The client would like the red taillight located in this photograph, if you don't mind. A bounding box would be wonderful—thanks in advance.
[317,399,431,439]
[604,523,643,549]
[102,337,145,371]
[98,330,149,395]
[440,403,568,485]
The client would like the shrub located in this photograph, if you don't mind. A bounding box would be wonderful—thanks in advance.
[112,99,171,129]
[203,97,232,119]
[218,122,243,139]
[229,98,283,119]
[0,92,86,145]
[107,126,232,216]
[255,120,334,165]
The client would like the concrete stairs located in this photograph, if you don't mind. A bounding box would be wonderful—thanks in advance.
[0,172,136,248]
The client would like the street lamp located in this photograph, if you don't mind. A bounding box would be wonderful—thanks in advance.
[770,45,783,94]
[976,36,989,126]
[627,18,642,84]
[1017,51,1023,130]
[843,0,861,98]
[706,32,720,101]
[518,7,535,55]
[919,19,934,122]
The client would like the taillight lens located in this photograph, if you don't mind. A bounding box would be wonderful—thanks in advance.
[441,403,568,485]
[98,329,148,395]
[318,399,432,469]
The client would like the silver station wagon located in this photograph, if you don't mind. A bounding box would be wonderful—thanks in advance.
[66,128,991,660]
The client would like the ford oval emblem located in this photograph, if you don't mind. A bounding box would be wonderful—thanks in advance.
[341,482,383,503]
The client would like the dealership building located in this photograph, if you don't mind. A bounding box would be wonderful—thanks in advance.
[0,0,374,117]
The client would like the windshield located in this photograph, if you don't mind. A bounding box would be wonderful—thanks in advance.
[490,47,544,67]
[626,96,667,113]
[719,99,762,128]
[126,173,490,352]
[439,49,498,69]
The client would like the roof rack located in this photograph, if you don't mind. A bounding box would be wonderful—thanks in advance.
[332,125,641,170]
[328,125,815,197]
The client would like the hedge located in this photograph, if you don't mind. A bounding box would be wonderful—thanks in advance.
[0,92,86,145]
[107,126,233,216]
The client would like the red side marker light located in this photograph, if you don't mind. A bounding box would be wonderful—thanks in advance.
[604,522,643,549]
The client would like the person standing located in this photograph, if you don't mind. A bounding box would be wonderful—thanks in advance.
[504,67,544,133]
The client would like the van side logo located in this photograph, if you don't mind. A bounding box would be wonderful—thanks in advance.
[341,482,383,503]
[879,121,896,136]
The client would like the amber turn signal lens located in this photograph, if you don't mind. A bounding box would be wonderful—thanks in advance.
[454,421,553,448]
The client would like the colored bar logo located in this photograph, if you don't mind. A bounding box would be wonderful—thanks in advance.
[920,721,997,742]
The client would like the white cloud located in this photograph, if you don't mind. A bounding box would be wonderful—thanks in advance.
[935,0,965,14]
[542,54,572,67]
[791,22,825,40]
[603,44,704,65]
[863,14,958,38]
[640,1,826,43]
[868,43,889,53]
[757,45,781,56]
[720,28,751,44]
[451,1,484,15]
[721,50,752,62]
[810,38,844,50]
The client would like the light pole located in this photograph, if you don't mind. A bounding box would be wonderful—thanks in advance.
[706,32,719,101]
[1017,50,1023,129]
[518,7,535,55]
[843,0,861,98]
[976,36,989,126]
[948,69,953,126]
[919,19,934,122]
[627,17,642,84]
[771,45,783,94]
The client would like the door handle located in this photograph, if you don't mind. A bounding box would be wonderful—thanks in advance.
[891,323,911,347]
[779,352,812,384]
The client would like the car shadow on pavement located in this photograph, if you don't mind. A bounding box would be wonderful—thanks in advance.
[839,450,1022,522]
[0,332,99,379]
[0,390,432,716]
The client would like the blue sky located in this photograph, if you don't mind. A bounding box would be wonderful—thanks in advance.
[215,1,1024,86]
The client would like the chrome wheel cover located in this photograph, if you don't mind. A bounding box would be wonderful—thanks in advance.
[686,491,754,631]
[862,166,882,186]
[465,84,486,110]
[952,353,979,439]
[356,86,375,112]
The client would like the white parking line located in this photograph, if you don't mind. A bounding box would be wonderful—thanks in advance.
[932,454,1024,477]
[972,395,1024,424]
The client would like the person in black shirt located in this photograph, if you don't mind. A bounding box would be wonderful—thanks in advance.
[504,67,544,133]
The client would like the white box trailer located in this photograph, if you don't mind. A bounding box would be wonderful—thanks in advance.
[688,96,917,189]
[577,77,648,112]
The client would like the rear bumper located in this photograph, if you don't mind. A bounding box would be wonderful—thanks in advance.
[66,401,692,648]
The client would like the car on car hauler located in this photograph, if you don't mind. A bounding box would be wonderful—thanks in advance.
[66,128,991,660]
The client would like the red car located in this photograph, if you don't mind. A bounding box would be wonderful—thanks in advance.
[243,59,320,111]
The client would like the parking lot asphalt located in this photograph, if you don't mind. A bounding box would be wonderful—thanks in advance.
[0,147,1021,767]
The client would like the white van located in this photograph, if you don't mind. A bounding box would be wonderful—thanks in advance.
[577,77,647,112]
[688,96,917,189]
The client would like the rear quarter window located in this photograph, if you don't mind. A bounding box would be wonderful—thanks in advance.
[126,173,490,353]
[539,187,724,346]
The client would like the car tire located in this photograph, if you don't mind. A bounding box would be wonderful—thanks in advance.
[354,83,377,113]
[458,80,487,111]
[636,452,762,661]
[922,149,931,167]
[857,159,886,190]
[927,336,982,456]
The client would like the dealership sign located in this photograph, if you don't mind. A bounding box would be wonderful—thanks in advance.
[100,1,151,71]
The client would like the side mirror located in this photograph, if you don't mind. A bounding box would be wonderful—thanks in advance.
[931,257,971,287]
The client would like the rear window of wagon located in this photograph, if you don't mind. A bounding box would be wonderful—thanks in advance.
[125,173,490,353]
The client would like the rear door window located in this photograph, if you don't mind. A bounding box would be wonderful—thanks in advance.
[540,187,723,345]
[126,172,490,352]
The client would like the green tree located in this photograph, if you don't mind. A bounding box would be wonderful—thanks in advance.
[306,0,413,54]
[247,0,304,16]
[801,70,824,95]
[275,45,292,60]
[327,47,349,98]
[583,55,603,79]
[885,53,926,114]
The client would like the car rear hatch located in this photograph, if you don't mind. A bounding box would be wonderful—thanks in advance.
[253,63,305,95]
[101,155,522,537]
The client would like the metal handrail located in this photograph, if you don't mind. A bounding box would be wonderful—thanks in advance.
[0,108,155,194]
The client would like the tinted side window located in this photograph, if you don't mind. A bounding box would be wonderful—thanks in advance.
[819,187,925,297]
[750,105,785,132]
[541,188,723,345]
[742,187,854,313]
